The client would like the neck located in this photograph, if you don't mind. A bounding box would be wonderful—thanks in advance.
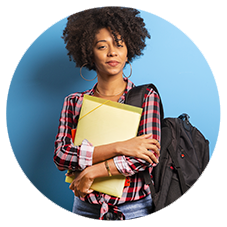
[94,75,127,101]
[96,75,127,96]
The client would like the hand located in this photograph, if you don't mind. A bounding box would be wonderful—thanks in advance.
[117,133,160,164]
[65,170,80,178]
[69,168,94,197]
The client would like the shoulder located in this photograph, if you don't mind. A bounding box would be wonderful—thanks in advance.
[144,85,160,100]
[142,85,162,111]
[143,84,163,119]
[62,88,92,111]
[64,88,92,102]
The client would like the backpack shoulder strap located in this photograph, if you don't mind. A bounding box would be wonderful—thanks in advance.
[125,84,149,108]
[125,83,164,120]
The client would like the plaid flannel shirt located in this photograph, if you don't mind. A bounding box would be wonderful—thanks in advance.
[54,79,161,219]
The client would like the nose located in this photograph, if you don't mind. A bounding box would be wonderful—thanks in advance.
[107,45,117,57]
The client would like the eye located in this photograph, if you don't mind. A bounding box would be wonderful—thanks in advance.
[97,45,106,50]
[116,40,124,48]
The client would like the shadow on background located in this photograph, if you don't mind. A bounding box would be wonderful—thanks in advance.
[6,17,97,211]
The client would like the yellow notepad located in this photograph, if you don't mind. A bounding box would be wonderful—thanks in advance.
[65,94,143,197]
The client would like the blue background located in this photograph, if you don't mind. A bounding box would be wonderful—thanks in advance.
[7,10,220,212]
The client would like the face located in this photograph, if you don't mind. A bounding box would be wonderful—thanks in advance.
[92,28,128,78]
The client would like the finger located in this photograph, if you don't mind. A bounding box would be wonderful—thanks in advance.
[146,145,161,157]
[140,154,154,165]
[147,144,160,157]
[86,189,94,194]
[136,149,155,164]
[139,133,153,139]
[146,138,161,149]
[79,192,86,198]
[79,188,94,198]
[66,172,76,177]
[144,150,159,164]
[74,189,79,197]
[69,183,74,190]
[142,141,160,155]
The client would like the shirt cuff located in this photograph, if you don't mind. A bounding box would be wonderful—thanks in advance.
[78,139,94,169]
[113,156,134,177]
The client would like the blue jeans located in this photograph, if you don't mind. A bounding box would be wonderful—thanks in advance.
[72,195,152,220]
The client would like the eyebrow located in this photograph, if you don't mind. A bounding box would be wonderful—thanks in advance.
[95,38,124,46]
[95,40,107,45]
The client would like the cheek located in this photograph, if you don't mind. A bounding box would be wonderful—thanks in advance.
[120,48,128,61]
[93,52,104,65]
[93,56,105,72]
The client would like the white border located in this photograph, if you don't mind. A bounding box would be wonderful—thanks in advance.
[0,1,226,225]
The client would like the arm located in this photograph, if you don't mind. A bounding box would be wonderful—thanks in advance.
[53,95,95,171]
[69,132,160,197]
[70,136,160,197]
[92,134,160,165]
[113,88,162,176]
[69,159,120,197]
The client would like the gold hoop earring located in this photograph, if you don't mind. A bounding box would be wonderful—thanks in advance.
[123,61,132,79]
[80,63,97,81]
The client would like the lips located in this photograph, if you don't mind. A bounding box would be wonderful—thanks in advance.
[106,61,119,67]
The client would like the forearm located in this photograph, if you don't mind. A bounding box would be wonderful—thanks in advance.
[93,134,160,176]
[85,158,122,179]
[92,142,121,164]
[54,138,94,170]
[69,158,122,197]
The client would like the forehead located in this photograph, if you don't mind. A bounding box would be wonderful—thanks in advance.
[95,28,121,42]
[95,28,113,40]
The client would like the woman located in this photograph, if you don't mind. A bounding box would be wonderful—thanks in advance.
[54,7,161,220]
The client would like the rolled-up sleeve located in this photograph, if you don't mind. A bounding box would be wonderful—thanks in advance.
[113,88,161,176]
[53,95,94,170]
[78,139,94,169]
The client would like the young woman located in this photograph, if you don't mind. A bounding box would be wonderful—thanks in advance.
[54,7,161,220]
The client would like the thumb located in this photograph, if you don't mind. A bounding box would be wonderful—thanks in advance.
[86,189,94,194]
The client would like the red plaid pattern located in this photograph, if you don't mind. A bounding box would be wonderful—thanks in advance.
[54,79,161,219]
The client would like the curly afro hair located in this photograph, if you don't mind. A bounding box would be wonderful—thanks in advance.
[62,7,151,71]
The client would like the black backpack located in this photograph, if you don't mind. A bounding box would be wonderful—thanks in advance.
[125,84,209,213]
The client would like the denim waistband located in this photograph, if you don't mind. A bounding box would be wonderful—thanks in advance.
[72,194,152,220]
